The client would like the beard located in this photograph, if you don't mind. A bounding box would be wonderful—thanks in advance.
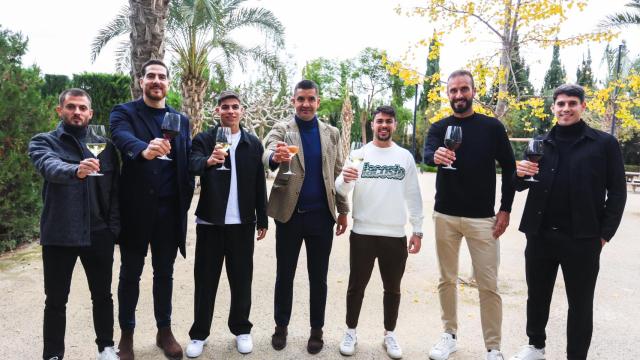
[144,85,167,101]
[450,98,473,114]
[374,130,391,141]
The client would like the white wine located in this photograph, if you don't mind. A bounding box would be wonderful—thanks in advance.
[350,156,364,166]
[217,142,231,152]
[87,143,106,157]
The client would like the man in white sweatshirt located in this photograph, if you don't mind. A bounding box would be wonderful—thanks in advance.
[335,105,424,359]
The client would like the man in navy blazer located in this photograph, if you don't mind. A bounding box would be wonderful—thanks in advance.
[110,59,194,360]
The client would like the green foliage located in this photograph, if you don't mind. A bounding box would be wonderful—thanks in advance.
[418,35,441,114]
[576,50,595,88]
[41,74,70,98]
[0,27,55,251]
[508,32,534,97]
[542,43,566,93]
[70,73,131,127]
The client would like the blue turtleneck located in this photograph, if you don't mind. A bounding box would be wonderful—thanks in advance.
[295,116,327,212]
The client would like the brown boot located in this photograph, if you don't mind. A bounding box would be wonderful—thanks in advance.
[307,328,324,354]
[271,325,288,350]
[156,327,183,359]
[118,329,135,360]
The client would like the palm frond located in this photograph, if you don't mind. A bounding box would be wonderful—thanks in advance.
[225,7,285,47]
[600,12,640,28]
[114,40,131,74]
[90,5,131,63]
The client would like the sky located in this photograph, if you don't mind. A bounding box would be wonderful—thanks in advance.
[1,0,639,92]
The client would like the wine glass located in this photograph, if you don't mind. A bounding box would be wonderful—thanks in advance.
[443,125,462,170]
[216,126,232,170]
[158,113,181,161]
[283,131,298,175]
[86,124,107,176]
[349,141,364,166]
[524,139,544,182]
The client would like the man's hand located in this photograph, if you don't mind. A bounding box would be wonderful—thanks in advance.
[257,228,267,241]
[336,213,348,235]
[516,160,539,178]
[271,141,291,163]
[493,210,510,239]
[76,158,100,179]
[408,235,422,254]
[207,144,228,167]
[342,166,359,183]
[433,146,455,166]
[141,138,171,160]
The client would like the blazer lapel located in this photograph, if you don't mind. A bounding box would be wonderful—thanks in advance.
[135,99,162,139]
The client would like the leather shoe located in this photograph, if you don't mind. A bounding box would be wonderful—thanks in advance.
[156,327,183,359]
[271,325,287,350]
[118,329,135,360]
[307,328,324,354]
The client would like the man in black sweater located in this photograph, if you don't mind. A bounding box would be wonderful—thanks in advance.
[424,70,516,360]
[185,90,268,358]
[509,84,626,360]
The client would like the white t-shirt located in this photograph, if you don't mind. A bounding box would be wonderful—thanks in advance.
[335,142,423,237]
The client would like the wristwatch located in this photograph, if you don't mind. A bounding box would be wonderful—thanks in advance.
[412,232,423,238]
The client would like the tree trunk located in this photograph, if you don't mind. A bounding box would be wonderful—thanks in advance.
[181,74,208,137]
[495,1,513,120]
[340,96,354,162]
[128,0,169,99]
[360,110,367,144]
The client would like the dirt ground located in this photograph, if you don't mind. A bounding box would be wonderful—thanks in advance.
[1,173,639,360]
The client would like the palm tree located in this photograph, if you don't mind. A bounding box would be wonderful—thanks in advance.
[92,0,285,135]
[600,0,640,28]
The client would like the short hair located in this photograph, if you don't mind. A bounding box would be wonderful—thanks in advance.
[140,59,169,78]
[447,70,475,89]
[553,84,585,103]
[372,105,396,120]
[293,79,319,95]
[58,88,92,107]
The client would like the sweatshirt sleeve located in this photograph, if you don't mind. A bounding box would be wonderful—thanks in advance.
[335,154,356,197]
[404,153,424,233]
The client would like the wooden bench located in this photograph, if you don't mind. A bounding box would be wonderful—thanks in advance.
[626,172,640,192]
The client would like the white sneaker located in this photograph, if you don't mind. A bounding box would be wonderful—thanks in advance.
[97,347,119,360]
[339,328,357,356]
[487,349,505,360]
[383,331,403,359]
[236,334,253,354]
[509,345,545,360]
[429,333,457,360]
[185,339,207,358]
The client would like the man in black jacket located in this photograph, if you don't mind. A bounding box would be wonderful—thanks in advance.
[184,90,268,358]
[510,84,626,360]
[29,88,120,360]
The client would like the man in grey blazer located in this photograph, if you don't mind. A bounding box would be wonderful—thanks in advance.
[263,79,349,354]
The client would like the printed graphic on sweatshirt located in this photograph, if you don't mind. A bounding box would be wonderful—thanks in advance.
[361,162,406,180]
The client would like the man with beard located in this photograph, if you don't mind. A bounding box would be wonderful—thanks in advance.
[110,59,194,360]
[29,88,120,360]
[335,106,423,359]
[263,79,349,354]
[509,84,626,360]
[423,70,516,360]
[184,91,268,357]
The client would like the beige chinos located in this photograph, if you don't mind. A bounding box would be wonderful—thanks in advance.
[433,211,502,350]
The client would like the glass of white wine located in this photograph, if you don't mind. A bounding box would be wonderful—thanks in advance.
[349,141,364,166]
[86,124,107,177]
[216,126,232,171]
[283,131,298,175]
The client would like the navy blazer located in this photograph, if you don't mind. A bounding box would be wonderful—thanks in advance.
[110,98,194,257]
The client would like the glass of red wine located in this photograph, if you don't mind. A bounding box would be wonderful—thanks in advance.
[158,113,181,161]
[524,139,544,182]
[443,125,462,170]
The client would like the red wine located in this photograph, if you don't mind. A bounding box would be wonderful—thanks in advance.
[526,153,543,163]
[444,139,461,151]
[162,129,179,140]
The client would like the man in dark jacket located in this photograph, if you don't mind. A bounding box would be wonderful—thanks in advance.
[109,59,194,360]
[29,88,120,360]
[184,90,268,358]
[510,84,627,360]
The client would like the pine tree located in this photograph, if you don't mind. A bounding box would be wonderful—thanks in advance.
[576,50,595,88]
[418,33,440,114]
[542,42,567,93]
[508,32,534,97]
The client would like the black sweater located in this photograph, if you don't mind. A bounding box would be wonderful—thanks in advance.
[424,113,516,218]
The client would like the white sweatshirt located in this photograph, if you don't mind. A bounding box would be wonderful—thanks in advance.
[335,142,423,237]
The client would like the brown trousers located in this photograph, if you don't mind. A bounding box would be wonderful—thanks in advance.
[345,231,408,331]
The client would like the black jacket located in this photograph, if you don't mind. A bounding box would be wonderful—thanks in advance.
[29,122,120,247]
[515,122,627,241]
[189,126,268,229]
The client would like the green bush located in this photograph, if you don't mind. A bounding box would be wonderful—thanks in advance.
[0,27,56,251]
[71,72,131,127]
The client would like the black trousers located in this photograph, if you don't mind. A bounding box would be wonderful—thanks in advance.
[189,223,255,340]
[346,232,408,331]
[274,208,335,329]
[118,198,179,330]
[525,229,602,360]
[42,229,115,360]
